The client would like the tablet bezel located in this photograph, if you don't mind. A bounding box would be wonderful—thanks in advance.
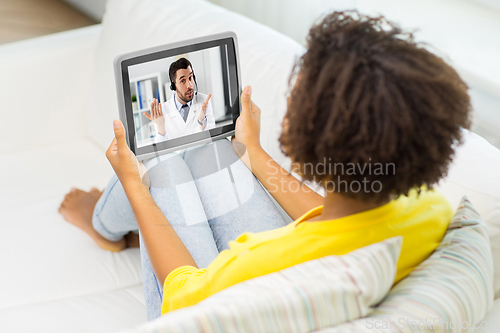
[113,32,241,160]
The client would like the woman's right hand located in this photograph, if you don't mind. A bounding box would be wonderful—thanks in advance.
[232,86,262,164]
[144,98,166,136]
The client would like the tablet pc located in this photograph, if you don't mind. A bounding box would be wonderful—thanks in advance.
[113,31,241,160]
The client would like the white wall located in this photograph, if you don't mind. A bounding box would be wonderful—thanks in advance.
[468,0,500,11]
[62,0,107,22]
[354,0,500,149]
[208,0,356,46]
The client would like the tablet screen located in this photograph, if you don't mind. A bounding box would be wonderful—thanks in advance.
[116,34,240,159]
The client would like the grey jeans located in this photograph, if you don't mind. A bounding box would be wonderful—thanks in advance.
[91,139,287,320]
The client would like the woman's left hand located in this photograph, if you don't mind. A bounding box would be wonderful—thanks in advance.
[106,120,148,188]
[231,86,263,168]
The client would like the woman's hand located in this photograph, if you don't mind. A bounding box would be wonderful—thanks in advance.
[232,86,263,166]
[106,120,148,188]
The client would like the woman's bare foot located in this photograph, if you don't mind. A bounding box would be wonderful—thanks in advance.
[59,187,127,252]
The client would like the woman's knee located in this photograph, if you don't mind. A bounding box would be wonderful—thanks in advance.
[144,153,193,188]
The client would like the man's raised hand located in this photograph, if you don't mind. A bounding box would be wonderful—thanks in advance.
[144,98,166,136]
[198,94,212,123]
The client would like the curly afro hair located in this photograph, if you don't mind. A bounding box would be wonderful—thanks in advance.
[279,11,471,203]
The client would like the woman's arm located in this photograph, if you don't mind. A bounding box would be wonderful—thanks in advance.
[244,147,323,221]
[232,86,323,220]
[106,120,197,284]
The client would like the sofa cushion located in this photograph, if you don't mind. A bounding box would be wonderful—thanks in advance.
[0,140,140,311]
[0,26,100,155]
[123,236,402,333]
[436,129,500,299]
[0,285,146,333]
[87,0,304,166]
[325,196,494,332]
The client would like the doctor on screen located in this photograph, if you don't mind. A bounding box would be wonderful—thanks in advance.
[144,57,216,142]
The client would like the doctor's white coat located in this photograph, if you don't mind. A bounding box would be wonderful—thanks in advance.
[155,92,215,142]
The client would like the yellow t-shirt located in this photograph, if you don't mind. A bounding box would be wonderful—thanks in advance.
[162,188,452,314]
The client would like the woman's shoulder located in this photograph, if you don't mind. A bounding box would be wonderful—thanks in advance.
[402,187,454,226]
[408,187,452,209]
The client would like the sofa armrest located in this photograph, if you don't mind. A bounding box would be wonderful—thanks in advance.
[0,25,101,155]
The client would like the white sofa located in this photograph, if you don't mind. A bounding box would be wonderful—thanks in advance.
[1,0,499,332]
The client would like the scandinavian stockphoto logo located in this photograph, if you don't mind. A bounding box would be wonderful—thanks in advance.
[366,318,500,331]
[268,158,396,194]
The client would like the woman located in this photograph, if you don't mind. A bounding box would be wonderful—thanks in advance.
[59,11,471,319]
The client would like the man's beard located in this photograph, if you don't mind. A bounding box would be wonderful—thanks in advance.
[178,89,194,103]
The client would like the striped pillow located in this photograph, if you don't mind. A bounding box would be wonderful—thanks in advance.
[123,237,402,333]
[323,196,494,333]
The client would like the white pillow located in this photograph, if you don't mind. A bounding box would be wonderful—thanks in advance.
[325,196,494,332]
[87,0,305,166]
[122,237,402,333]
[436,129,500,299]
